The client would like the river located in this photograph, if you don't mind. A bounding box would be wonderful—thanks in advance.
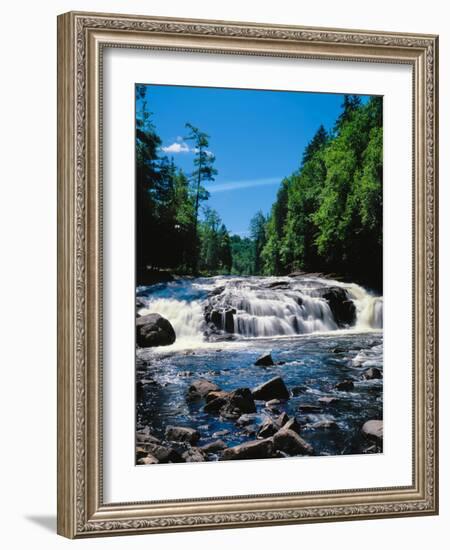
[136,275,383,461]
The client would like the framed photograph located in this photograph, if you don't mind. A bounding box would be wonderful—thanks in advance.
[57,11,439,538]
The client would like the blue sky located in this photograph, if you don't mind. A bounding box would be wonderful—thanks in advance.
[137,84,369,236]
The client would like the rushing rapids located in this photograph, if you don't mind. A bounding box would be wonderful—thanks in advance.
[137,275,382,348]
[136,275,384,461]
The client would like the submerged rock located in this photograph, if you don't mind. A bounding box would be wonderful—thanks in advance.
[165,425,200,444]
[136,313,176,348]
[252,376,290,401]
[222,438,274,461]
[318,396,339,405]
[335,380,355,391]
[254,352,275,366]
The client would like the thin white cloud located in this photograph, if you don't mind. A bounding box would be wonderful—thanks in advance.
[160,141,214,157]
[207,177,281,194]
[161,141,191,153]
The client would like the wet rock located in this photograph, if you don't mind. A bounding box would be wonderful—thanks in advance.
[137,454,159,465]
[265,398,284,409]
[136,313,176,348]
[136,447,149,460]
[144,442,183,463]
[220,388,257,418]
[318,396,339,405]
[136,431,161,445]
[204,395,229,414]
[312,286,356,327]
[272,429,313,456]
[282,417,302,435]
[277,412,290,426]
[335,380,355,391]
[311,420,339,430]
[205,390,229,403]
[165,425,200,444]
[298,404,322,413]
[200,440,227,453]
[222,438,274,461]
[257,418,280,439]
[252,376,290,401]
[182,448,206,462]
[187,379,221,401]
[362,420,383,443]
[236,413,259,427]
[254,352,275,366]
[362,367,383,380]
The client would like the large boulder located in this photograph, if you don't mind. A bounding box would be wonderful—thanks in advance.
[272,429,313,456]
[136,313,176,347]
[182,448,206,462]
[362,420,383,443]
[252,376,290,401]
[187,379,221,401]
[312,286,356,327]
[165,425,200,444]
[199,440,227,453]
[221,438,274,461]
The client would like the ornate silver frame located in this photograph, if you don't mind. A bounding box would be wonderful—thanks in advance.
[57,11,439,538]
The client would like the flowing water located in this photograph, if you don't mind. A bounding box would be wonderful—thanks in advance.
[136,275,383,460]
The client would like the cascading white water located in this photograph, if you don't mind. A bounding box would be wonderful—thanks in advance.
[221,286,338,337]
[139,297,206,346]
[138,275,383,345]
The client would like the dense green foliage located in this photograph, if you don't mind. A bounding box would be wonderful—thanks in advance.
[136,88,382,289]
[260,95,383,289]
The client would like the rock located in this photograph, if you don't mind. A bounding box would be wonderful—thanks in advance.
[204,396,229,414]
[200,440,227,453]
[277,412,290,426]
[136,313,176,348]
[362,367,383,380]
[222,439,274,461]
[187,379,221,401]
[252,376,290,401]
[335,380,355,391]
[265,398,284,409]
[282,417,302,434]
[182,448,206,462]
[136,431,161,445]
[257,418,280,439]
[272,429,313,456]
[313,286,356,327]
[318,396,339,405]
[220,388,257,418]
[165,425,200,444]
[254,352,275,366]
[205,390,229,402]
[206,307,236,333]
[137,454,159,465]
[236,413,259,427]
[136,447,149,460]
[298,404,322,413]
[311,420,339,430]
[144,442,183,463]
[362,420,383,442]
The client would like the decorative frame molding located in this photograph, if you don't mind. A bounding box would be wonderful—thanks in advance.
[57,11,439,538]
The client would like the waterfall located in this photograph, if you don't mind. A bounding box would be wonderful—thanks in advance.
[137,275,383,345]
